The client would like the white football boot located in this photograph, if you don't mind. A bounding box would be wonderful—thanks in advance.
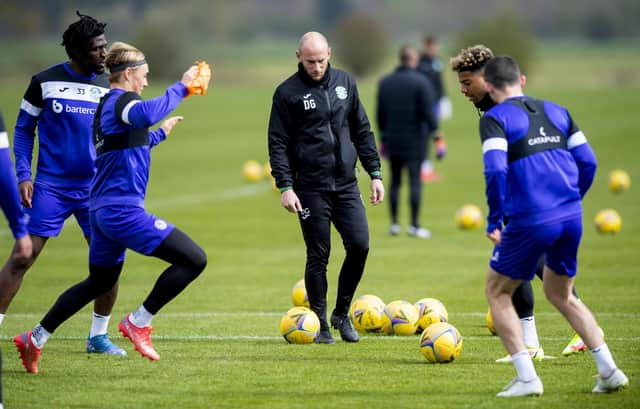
[497,377,543,397]
[592,369,629,393]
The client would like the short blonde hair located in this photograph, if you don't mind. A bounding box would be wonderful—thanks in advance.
[105,41,146,82]
[449,45,493,73]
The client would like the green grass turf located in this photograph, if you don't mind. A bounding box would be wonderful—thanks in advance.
[0,45,638,408]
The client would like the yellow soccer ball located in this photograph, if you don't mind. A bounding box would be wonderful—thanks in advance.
[291,279,309,308]
[382,300,419,336]
[420,322,463,363]
[414,298,448,332]
[353,294,386,311]
[279,306,320,344]
[242,160,264,182]
[609,169,630,193]
[455,204,483,230]
[594,209,622,234]
[349,296,386,334]
[486,308,497,336]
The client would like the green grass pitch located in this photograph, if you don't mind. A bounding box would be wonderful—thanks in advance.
[0,45,638,408]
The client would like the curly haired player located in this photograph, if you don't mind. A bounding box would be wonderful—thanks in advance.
[450,45,593,360]
[478,55,627,397]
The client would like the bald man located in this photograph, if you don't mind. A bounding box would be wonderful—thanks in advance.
[268,32,384,344]
[377,44,439,239]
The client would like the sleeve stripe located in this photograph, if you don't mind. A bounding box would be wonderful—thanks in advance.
[567,131,587,149]
[482,137,508,153]
[121,100,141,125]
[20,99,42,117]
[0,131,8,149]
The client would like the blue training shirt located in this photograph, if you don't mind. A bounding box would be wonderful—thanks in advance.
[13,62,109,188]
[0,111,28,238]
[90,82,188,210]
[479,95,597,233]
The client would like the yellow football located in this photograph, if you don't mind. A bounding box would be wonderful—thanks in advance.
[609,169,630,193]
[455,204,483,230]
[279,306,320,344]
[594,209,622,234]
[242,160,264,182]
[419,322,463,363]
[291,279,309,308]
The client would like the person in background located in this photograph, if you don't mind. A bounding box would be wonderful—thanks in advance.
[417,34,449,183]
[377,44,439,239]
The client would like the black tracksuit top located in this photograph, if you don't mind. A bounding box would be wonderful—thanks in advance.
[268,64,381,192]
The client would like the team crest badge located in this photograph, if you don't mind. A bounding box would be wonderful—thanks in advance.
[89,87,103,102]
[335,86,348,100]
[154,219,168,230]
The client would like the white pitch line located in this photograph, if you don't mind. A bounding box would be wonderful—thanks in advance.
[1,334,638,342]
[0,182,273,238]
[6,311,639,319]
[147,182,272,209]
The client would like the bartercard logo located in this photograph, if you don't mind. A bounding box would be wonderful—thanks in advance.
[51,99,96,115]
[52,99,63,113]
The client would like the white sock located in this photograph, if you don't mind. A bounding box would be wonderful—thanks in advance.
[512,350,538,382]
[0,313,5,326]
[30,324,51,349]
[521,316,540,348]
[591,343,617,377]
[421,160,433,172]
[90,312,110,338]
[130,305,153,328]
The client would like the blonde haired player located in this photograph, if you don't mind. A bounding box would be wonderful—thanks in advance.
[15,42,211,372]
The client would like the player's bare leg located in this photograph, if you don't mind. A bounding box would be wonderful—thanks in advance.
[486,268,543,397]
[542,266,628,393]
[0,236,47,315]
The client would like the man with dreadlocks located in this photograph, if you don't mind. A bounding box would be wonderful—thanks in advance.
[0,11,127,357]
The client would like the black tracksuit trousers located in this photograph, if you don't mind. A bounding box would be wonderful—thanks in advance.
[297,186,369,330]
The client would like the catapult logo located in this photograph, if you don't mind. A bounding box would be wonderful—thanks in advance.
[528,127,561,146]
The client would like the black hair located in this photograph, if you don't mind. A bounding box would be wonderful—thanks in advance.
[61,11,107,60]
[398,44,416,66]
[483,55,521,90]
